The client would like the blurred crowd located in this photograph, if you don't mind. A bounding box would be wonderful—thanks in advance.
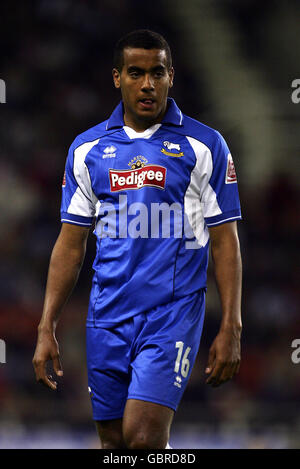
[0,0,299,447]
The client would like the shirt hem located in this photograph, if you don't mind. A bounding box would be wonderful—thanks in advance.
[127,394,177,412]
[86,288,207,328]
[92,412,124,421]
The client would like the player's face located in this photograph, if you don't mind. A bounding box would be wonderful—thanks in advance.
[113,48,174,131]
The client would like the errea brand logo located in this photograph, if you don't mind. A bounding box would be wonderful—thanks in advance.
[174,375,182,388]
[103,145,117,158]
[109,156,166,192]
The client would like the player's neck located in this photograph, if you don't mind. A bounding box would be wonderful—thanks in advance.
[123,114,162,132]
[123,105,167,133]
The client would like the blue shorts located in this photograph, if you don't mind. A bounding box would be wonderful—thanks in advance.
[86,290,206,421]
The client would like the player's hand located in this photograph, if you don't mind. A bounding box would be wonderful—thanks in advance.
[32,328,63,390]
[205,326,241,387]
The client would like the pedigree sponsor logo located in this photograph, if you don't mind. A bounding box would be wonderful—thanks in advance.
[109,156,166,192]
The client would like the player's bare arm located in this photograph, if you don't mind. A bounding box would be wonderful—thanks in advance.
[205,221,242,387]
[32,223,90,390]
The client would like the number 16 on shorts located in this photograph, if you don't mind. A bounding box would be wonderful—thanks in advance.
[174,341,191,379]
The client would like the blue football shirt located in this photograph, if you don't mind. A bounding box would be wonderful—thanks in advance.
[61,98,242,326]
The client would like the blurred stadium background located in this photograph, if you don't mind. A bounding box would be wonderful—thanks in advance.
[0,0,299,449]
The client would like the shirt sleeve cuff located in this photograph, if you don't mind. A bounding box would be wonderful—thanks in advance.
[61,211,94,227]
[205,209,242,227]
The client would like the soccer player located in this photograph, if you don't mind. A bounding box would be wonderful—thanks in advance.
[32,30,242,449]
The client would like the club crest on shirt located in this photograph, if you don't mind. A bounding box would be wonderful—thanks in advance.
[109,156,166,192]
[225,153,237,184]
[161,141,184,157]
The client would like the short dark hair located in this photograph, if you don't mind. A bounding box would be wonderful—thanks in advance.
[113,29,172,72]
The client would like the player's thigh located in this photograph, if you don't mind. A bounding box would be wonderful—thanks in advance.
[123,399,174,449]
[95,418,126,449]
[86,323,133,422]
[127,291,206,414]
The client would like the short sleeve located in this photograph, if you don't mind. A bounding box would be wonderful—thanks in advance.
[202,132,242,227]
[60,138,98,227]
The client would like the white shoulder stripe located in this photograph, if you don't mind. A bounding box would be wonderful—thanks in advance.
[183,136,224,247]
[186,136,221,218]
[73,139,99,201]
[68,138,100,217]
[74,138,100,175]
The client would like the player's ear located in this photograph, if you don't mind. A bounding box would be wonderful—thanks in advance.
[112,68,121,89]
[168,67,174,88]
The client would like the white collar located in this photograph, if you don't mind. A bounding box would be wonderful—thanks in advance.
[123,123,161,140]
